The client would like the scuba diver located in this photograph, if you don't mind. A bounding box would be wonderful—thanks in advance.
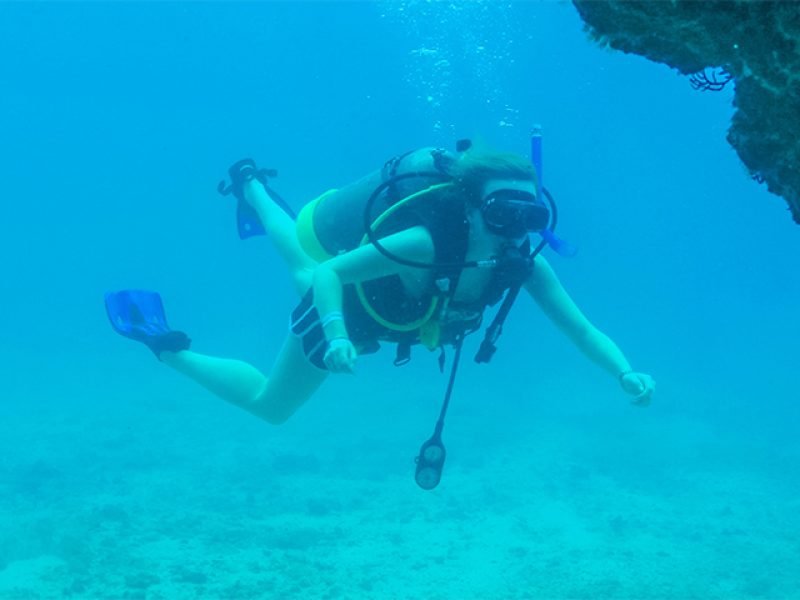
[105,140,655,489]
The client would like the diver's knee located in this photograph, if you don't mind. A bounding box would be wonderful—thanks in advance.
[252,403,296,426]
[292,269,313,297]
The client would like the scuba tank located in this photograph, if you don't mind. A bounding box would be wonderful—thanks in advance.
[295,148,455,262]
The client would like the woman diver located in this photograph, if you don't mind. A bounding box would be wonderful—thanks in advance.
[105,142,655,488]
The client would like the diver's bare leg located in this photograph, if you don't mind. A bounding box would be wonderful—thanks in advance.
[243,179,316,296]
[161,334,327,424]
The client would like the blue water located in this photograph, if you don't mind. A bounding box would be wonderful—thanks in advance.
[1,2,798,598]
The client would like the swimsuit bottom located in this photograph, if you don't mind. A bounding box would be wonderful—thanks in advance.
[290,288,382,370]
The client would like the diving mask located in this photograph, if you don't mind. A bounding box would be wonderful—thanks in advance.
[481,189,550,238]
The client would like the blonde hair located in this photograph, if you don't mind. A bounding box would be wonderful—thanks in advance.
[446,143,538,207]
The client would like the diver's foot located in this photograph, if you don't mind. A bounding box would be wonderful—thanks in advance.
[218,159,295,239]
[218,158,282,239]
[144,330,192,359]
[222,158,276,202]
[104,290,192,360]
[227,158,259,201]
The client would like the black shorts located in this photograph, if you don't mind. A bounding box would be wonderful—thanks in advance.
[290,292,329,370]
[290,288,386,371]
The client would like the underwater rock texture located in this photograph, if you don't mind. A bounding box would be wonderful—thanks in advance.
[573,0,800,224]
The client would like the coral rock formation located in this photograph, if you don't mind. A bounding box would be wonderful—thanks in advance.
[573,0,800,224]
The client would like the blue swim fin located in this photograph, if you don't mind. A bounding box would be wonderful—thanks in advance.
[217,159,296,240]
[237,202,266,239]
[104,290,191,359]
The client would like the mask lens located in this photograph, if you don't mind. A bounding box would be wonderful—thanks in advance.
[525,203,550,232]
[482,189,549,236]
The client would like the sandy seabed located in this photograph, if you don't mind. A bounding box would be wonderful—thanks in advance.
[1,386,798,600]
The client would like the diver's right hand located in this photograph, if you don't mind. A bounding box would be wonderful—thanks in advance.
[323,337,357,374]
[620,371,655,406]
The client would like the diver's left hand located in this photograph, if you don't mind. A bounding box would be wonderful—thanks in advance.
[620,371,655,406]
[323,337,357,374]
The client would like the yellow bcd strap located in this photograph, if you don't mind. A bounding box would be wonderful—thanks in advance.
[418,319,442,350]
[296,181,455,343]
[354,182,454,337]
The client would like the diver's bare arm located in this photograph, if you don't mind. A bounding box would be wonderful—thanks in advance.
[523,256,632,377]
[312,226,435,340]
